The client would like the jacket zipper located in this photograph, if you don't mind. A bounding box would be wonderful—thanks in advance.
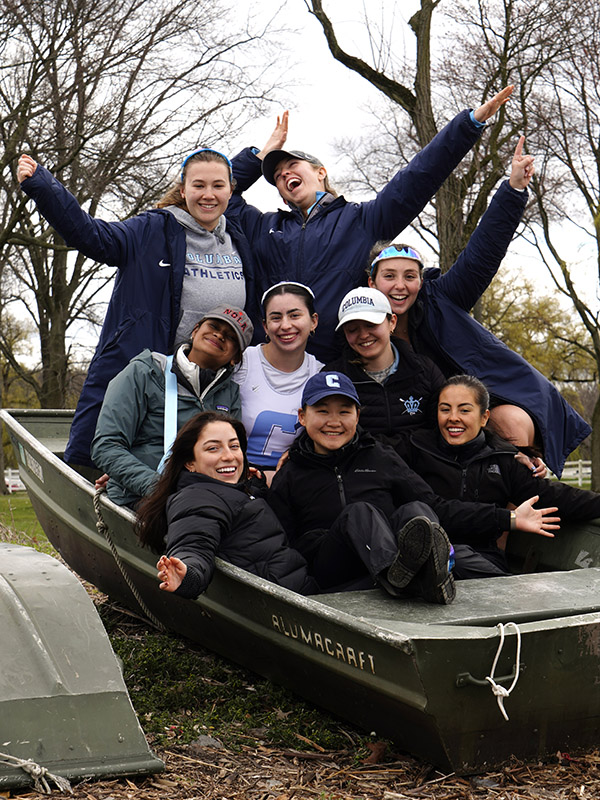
[334,467,346,507]
[200,367,227,403]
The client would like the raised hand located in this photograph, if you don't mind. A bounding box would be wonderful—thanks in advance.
[257,110,289,160]
[509,135,535,190]
[17,153,38,182]
[473,85,514,123]
[156,554,187,592]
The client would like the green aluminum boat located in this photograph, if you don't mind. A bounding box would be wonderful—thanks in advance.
[3,407,600,774]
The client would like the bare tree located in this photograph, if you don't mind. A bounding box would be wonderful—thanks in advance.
[309,0,580,262]
[514,3,600,487]
[306,0,599,483]
[0,0,281,407]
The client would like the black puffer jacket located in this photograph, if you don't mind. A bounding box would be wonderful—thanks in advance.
[324,337,444,444]
[164,471,317,598]
[404,428,600,519]
[268,428,512,552]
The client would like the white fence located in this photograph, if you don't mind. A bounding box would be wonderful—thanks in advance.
[557,460,592,487]
[4,469,25,493]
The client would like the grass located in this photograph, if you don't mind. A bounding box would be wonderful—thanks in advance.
[104,617,367,752]
[0,492,55,555]
[0,490,373,757]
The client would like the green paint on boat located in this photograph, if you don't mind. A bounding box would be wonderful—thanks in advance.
[2,408,600,774]
[0,541,163,789]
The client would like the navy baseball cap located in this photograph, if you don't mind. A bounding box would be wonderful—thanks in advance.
[301,372,360,407]
[262,149,324,186]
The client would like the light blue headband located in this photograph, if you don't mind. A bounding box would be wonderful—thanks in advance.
[369,244,423,277]
[180,148,233,182]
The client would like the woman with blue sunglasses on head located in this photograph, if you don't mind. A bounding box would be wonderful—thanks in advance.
[367,138,591,478]
[17,148,257,470]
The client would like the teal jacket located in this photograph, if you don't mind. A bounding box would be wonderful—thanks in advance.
[91,349,241,506]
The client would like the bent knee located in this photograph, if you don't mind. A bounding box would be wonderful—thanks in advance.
[488,404,536,448]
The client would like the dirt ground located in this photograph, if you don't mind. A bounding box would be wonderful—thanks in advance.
[7,741,600,799]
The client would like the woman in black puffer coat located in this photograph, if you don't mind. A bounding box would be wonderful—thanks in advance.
[135,411,316,598]
[403,374,600,578]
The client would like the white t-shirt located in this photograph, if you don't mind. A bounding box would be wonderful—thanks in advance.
[233,345,323,468]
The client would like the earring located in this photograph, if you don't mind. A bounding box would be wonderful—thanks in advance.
[264,334,271,343]
[309,329,315,337]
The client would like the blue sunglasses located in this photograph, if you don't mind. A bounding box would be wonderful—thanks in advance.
[370,245,423,277]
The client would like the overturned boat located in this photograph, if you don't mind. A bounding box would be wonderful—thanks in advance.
[0,540,163,790]
[3,407,600,774]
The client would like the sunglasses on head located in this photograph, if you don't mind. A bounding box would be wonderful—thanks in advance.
[370,245,423,276]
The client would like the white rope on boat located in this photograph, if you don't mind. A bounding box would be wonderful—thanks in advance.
[0,751,73,794]
[485,621,522,721]
[93,486,166,632]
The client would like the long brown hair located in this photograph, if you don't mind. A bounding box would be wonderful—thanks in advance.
[134,411,249,552]
[155,150,236,211]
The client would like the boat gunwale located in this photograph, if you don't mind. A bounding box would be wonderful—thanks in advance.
[5,408,600,644]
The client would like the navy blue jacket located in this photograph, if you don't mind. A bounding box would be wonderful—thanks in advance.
[21,166,258,467]
[227,109,484,363]
[401,180,591,476]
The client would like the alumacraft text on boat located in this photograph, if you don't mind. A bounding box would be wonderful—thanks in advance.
[271,615,375,674]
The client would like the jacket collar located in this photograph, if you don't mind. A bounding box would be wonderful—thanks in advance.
[291,426,375,467]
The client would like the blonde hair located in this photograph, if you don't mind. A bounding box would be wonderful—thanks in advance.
[156,150,236,210]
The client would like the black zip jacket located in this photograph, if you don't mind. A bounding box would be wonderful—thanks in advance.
[324,337,445,446]
[404,428,600,519]
[165,471,317,598]
[268,428,512,551]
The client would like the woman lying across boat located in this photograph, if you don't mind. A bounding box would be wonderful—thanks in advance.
[17,148,257,471]
[268,373,560,603]
[402,374,600,579]
[233,281,323,481]
[366,139,590,477]
[134,411,457,602]
[324,286,444,449]
[91,305,252,507]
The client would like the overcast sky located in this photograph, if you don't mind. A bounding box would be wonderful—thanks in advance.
[226,0,598,311]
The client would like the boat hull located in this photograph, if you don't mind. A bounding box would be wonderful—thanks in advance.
[3,408,600,773]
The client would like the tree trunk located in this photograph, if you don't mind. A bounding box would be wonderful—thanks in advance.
[39,319,68,408]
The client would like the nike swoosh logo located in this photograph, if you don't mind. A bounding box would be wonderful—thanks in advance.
[158,259,170,267]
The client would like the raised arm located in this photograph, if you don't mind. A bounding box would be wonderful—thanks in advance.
[509,135,535,190]
[18,159,139,267]
[473,85,514,122]
[358,87,515,244]
[432,136,532,311]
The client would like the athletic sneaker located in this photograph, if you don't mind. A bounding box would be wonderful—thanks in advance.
[386,516,434,589]
[413,523,456,604]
